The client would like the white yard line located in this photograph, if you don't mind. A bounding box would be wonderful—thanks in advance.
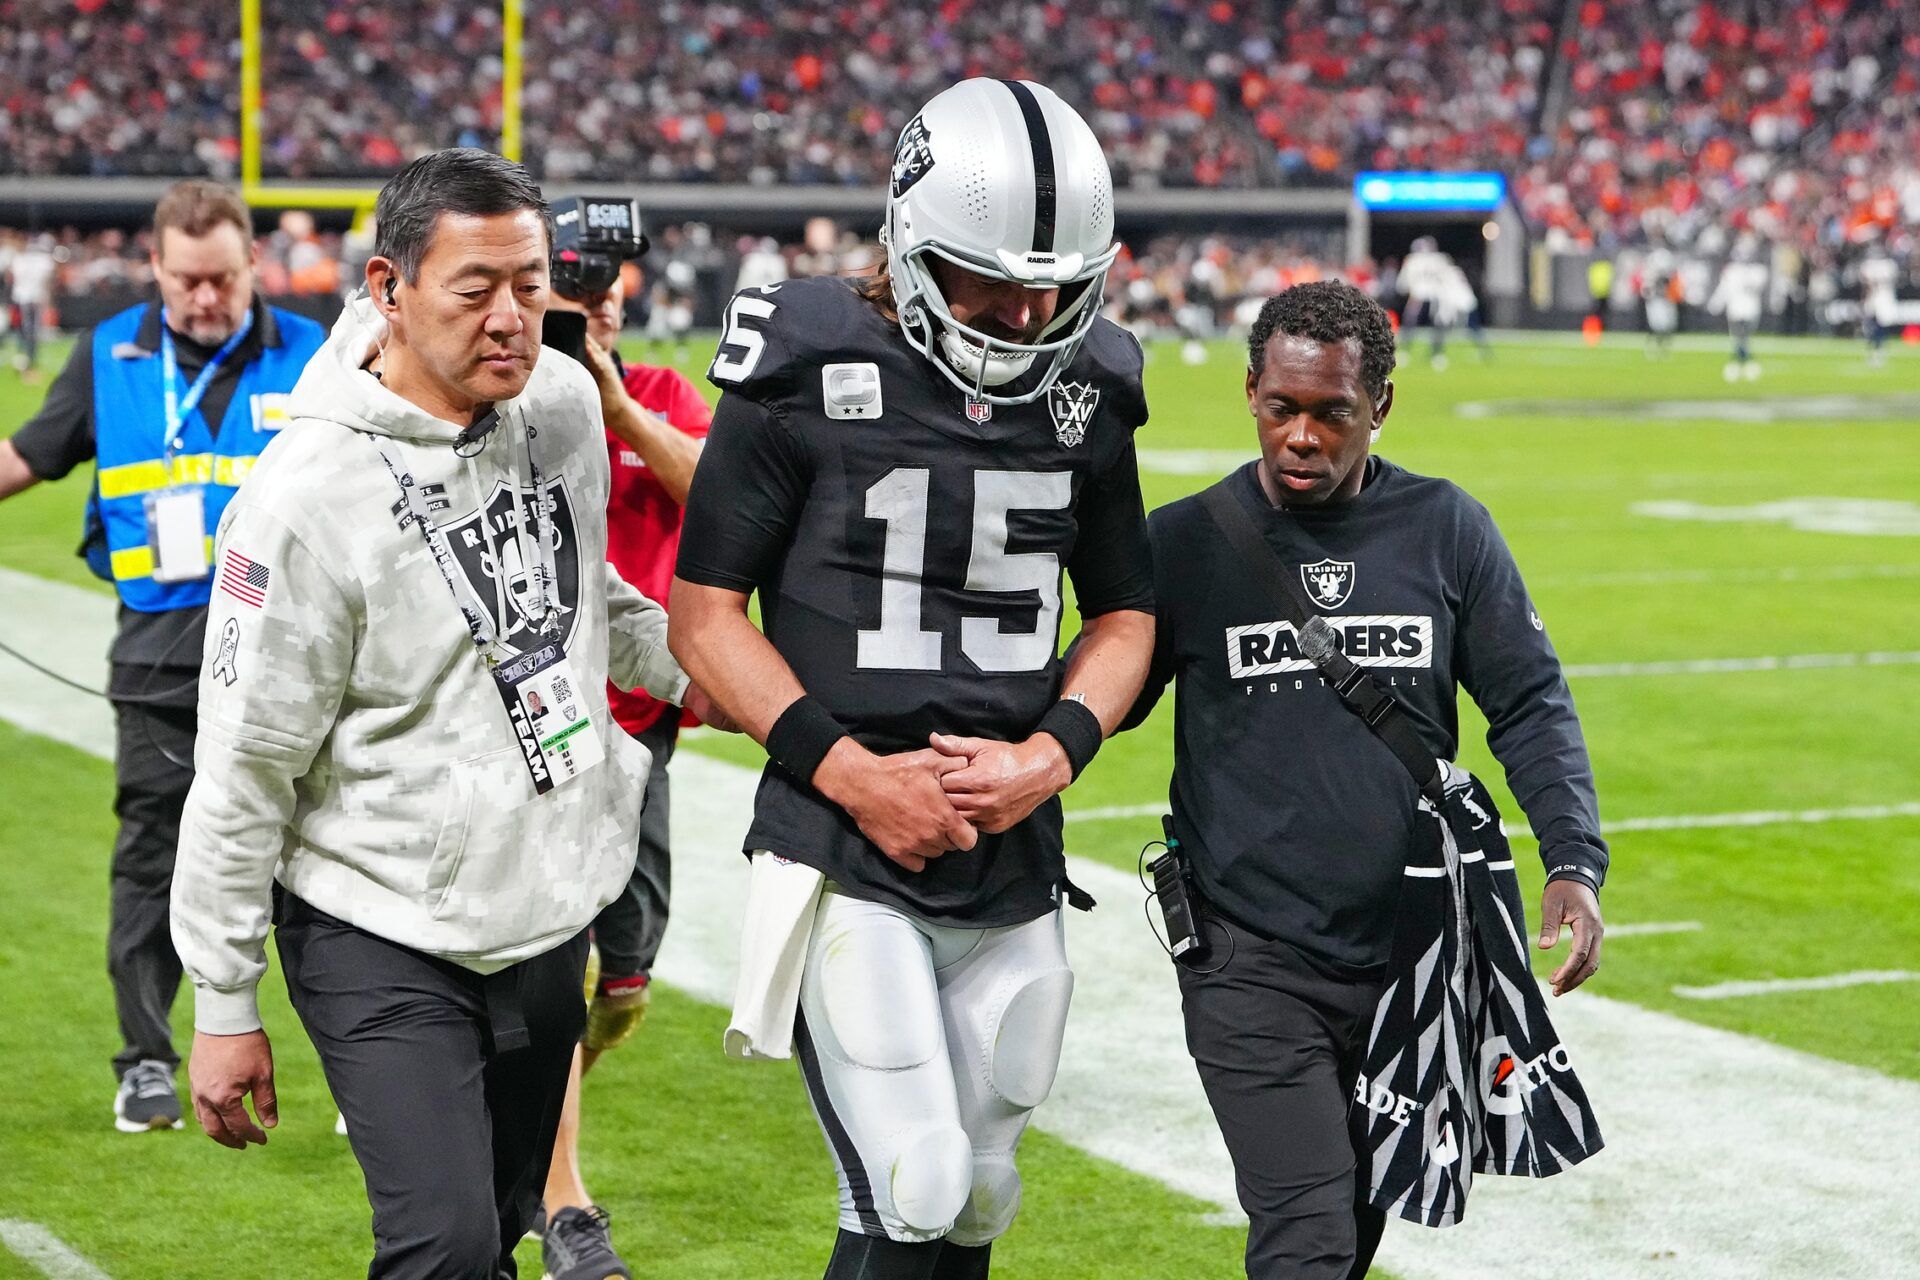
[1674,971,1920,1000]
[1531,562,1920,590]
[8,566,1920,1278]
[1594,801,1920,833]
[1066,799,1920,835]
[0,1222,111,1280]
[1604,921,1704,938]
[1565,650,1920,677]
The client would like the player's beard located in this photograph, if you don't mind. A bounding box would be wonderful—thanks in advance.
[972,315,1047,346]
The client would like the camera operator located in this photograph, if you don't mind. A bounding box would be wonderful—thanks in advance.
[535,197,711,1280]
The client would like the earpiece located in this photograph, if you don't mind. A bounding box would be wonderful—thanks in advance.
[384,278,397,305]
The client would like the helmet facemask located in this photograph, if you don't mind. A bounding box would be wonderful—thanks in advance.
[887,233,1114,406]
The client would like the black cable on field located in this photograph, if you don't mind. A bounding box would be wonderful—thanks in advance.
[0,630,201,769]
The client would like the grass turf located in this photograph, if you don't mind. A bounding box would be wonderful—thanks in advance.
[2,328,1918,1275]
[0,720,1248,1279]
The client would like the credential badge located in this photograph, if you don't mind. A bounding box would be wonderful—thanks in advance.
[1300,558,1355,610]
[1047,381,1099,447]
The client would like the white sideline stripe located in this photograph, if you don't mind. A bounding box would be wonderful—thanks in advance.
[10,568,1920,1276]
[1588,801,1920,834]
[1533,562,1920,590]
[0,1221,111,1280]
[1607,921,1704,938]
[1674,971,1920,1000]
[1067,799,1920,834]
[1566,650,1920,677]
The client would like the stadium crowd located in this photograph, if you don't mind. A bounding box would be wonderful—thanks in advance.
[6,0,1917,256]
[1515,0,1920,255]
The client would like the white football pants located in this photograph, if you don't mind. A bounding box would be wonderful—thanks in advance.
[793,887,1074,1245]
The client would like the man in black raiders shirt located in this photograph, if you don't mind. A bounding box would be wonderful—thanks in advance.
[1126,281,1607,1279]
[671,79,1155,1280]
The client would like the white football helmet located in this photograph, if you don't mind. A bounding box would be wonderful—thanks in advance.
[883,78,1119,405]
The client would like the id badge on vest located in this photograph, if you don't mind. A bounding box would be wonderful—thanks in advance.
[144,486,209,582]
[491,640,605,794]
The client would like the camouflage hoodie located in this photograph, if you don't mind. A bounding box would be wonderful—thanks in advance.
[172,294,688,1035]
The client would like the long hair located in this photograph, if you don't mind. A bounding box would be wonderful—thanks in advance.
[851,260,898,323]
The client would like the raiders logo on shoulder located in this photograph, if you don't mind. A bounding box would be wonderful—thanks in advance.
[1047,381,1099,447]
[892,115,935,198]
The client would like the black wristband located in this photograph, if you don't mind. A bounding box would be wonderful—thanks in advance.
[1036,697,1104,781]
[1544,856,1604,893]
[765,696,849,785]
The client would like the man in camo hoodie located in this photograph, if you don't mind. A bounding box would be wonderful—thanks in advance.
[169,150,724,1279]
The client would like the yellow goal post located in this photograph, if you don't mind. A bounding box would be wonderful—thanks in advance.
[238,0,525,224]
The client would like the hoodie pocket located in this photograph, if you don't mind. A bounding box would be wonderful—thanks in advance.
[424,769,478,916]
[424,746,541,921]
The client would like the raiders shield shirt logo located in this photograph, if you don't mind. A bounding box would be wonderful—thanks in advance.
[1301,558,1355,609]
[444,478,582,655]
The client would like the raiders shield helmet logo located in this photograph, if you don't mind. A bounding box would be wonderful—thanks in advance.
[1300,558,1355,610]
[443,478,582,654]
[1047,381,1099,447]
[891,115,935,198]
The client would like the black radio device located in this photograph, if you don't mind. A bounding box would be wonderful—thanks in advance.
[1146,815,1203,958]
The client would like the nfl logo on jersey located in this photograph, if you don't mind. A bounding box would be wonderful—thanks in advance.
[965,396,993,423]
[1047,381,1099,446]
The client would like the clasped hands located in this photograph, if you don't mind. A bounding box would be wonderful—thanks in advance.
[814,732,1072,872]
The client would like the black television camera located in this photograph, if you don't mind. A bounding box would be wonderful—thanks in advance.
[549,196,649,299]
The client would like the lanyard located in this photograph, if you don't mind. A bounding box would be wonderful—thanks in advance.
[160,308,254,459]
[365,410,559,666]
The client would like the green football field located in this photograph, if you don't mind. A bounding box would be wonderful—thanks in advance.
[1,328,1916,1279]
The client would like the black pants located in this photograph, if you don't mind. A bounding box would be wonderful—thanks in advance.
[276,893,589,1280]
[108,690,196,1078]
[589,717,676,980]
[1176,911,1386,1280]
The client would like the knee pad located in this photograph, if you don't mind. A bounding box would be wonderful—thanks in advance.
[889,1123,973,1234]
[987,968,1073,1109]
[946,1153,1022,1246]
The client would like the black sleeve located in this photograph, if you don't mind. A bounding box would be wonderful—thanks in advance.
[8,332,95,480]
[1454,503,1610,890]
[674,392,813,593]
[1117,504,1179,733]
[1066,438,1154,618]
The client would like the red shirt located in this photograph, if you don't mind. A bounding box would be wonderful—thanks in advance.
[606,360,713,736]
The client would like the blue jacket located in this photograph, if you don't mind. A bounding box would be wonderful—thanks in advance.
[89,300,325,611]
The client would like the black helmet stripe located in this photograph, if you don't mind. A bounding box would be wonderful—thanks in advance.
[998,79,1057,254]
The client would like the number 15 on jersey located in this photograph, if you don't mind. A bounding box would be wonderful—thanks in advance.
[857,467,1073,675]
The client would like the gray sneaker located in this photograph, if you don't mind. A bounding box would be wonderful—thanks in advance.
[542,1205,631,1280]
[114,1059,183,1133]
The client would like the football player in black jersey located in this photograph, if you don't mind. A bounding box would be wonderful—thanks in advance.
[671,79,1155,1280]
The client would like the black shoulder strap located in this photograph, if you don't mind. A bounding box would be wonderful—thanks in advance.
[1200,481,1444,803]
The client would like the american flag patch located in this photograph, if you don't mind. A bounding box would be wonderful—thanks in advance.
[218,550,271,607]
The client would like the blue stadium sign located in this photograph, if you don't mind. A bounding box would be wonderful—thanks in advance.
[1354,171,1507,211]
